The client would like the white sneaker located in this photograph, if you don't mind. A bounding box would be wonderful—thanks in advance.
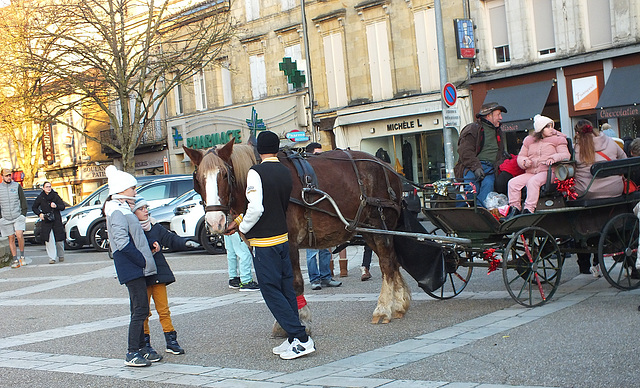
[279,337,315,360]
[19,256,27,266]
[272,339,291,355]
[10,259,20,268]
[590,265,602,278]
[49,258,56,264]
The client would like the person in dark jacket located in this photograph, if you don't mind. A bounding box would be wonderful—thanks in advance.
[132,196,199,357]
[225,130,314,360]
[454,102,508,207]
[32,181,66,264]
[103,165,159,367]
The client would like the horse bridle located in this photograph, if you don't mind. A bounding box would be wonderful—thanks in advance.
[195,148,236,215]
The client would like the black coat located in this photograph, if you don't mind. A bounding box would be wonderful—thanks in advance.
[32,189,66,242]
[144,223,189,286]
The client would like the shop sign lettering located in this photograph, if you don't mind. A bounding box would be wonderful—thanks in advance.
[598,106,640,119]
[386,119,423,131]
[186,130,242,150]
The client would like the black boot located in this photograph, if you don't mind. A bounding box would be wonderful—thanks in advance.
[164,331,185,355]
[140,334,163,362]
[500,207,520,222]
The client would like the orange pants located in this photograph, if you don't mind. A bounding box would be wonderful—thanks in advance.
[144,283,175,334]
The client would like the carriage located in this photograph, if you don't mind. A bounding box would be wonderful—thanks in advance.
[419,156,640,307]
[183,139,640,327]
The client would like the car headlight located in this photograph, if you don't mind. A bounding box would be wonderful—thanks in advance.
[69,211,91,221]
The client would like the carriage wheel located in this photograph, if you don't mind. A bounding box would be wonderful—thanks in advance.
[425,247,473,299]
[597,213,640,290]
[502,227,563,307]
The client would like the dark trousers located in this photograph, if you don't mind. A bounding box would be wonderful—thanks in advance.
[362,245,372,269]
[125,277,150,353]
[253,242,307,342]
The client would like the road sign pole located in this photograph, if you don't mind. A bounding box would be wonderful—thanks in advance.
[435,0,455,179]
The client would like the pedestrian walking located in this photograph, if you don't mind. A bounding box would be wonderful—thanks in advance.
[226,130,315,360]
[32,181,66,264]
[103,165,159,367]
[132,195,199,356]
[0,168,28,268]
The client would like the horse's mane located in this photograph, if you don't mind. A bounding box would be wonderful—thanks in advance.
[197,143,256,189]
[226,144,257,188]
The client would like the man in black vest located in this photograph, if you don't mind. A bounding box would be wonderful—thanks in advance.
[226,130,314,360]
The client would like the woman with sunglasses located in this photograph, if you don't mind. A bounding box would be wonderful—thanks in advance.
[502,115,570,221]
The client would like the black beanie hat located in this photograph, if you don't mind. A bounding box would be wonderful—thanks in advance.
[257,131,280,154]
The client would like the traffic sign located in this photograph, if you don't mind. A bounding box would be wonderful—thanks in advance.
[444,108,460,129]
[443,83,457,107]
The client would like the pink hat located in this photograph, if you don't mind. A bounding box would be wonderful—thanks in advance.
[534,114,553,133]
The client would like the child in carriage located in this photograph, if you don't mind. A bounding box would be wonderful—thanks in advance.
[502,115,570,221]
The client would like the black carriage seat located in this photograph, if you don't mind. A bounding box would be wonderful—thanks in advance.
[539,138,575,196]
[566,156,640,207]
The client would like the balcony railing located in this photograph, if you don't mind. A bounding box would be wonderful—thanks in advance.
[101,120,166,154]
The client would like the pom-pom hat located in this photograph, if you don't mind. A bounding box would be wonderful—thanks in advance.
[533,114,553,133]
[132,195,148,212]
[257,131,280,154]
[105,165,138,195]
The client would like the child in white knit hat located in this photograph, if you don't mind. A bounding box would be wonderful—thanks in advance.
[103,166,160,367]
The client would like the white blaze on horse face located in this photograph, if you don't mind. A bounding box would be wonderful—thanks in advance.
[205,168,226,234]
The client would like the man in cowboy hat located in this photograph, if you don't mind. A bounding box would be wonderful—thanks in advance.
[454,102,508,207]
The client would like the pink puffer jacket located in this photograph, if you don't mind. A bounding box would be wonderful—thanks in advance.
[517,130,570,174]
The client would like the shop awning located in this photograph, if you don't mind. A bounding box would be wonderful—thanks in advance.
[596,64,640,120]
[483,80,553,132]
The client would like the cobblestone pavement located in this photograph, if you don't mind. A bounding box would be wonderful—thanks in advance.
[1,244,638,388]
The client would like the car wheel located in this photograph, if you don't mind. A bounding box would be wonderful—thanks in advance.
[90,221,110,252]
[199,225,226,255]
[64,239,83,250]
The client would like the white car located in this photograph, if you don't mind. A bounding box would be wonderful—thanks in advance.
[169,199,225,255]
[66,175,193,251]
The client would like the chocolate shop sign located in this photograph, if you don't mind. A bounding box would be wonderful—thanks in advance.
[186,130,242,150]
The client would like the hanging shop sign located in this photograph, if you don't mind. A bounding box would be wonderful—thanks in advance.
[285,130,309,142]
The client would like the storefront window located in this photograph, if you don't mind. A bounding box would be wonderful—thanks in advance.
[619,116,639,139]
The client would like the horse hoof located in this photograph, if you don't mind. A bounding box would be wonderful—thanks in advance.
[371,316,382,324]
[392,312,405,319]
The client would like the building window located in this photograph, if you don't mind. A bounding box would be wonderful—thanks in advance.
[322,32,348,108]
[245,0,260,21]
[586,0,612,48]
[193,68,207,111]
[249,54,267,100]
[533,0,556,56]
[173,74,183,115]
[220,64,232,106]
[487,0,510,64]
[366,20,393,101]
[414,8,439,93]
[281,0,295,11]
[284,44,307,93]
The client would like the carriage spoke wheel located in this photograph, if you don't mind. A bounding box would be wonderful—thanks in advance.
[598,213,640,290]
[425,247,472,300]
[502,227,562,307]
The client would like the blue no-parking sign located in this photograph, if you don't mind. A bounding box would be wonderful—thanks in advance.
[443,83,457,107]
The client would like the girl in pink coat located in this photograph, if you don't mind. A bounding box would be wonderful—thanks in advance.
[504,115,570,219]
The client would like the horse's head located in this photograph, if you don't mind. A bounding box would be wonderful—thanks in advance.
[183,139,256,234]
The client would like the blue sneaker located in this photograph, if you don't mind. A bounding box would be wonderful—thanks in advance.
[124,351,151,367]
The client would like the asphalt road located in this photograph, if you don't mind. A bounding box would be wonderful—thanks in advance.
[1,242,639,388]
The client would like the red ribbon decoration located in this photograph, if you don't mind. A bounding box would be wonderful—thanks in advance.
[482,248,501,274]
[554,177,578,200]
[296,295,307,309]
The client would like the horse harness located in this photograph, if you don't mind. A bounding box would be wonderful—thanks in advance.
[285,149,401,246]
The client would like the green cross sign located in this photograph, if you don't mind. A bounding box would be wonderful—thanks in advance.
[246,107,266,139]
[279,57,306,89]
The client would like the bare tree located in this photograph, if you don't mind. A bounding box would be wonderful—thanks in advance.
[13,0,235,172]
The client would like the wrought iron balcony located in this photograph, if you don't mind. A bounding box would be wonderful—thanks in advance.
[100,120,167,155]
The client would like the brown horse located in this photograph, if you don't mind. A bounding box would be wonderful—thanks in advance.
[183,140,411,326]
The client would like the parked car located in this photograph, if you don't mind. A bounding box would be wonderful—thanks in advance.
[23,189,42,244]
[169,198,225,255]
[149,189,201,230]
[65,174,192,251]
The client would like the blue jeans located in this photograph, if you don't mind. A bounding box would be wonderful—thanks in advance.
[306,248,332,283]
[253,242,307,342]
[460,161,495,208]
[224,233,254,284]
